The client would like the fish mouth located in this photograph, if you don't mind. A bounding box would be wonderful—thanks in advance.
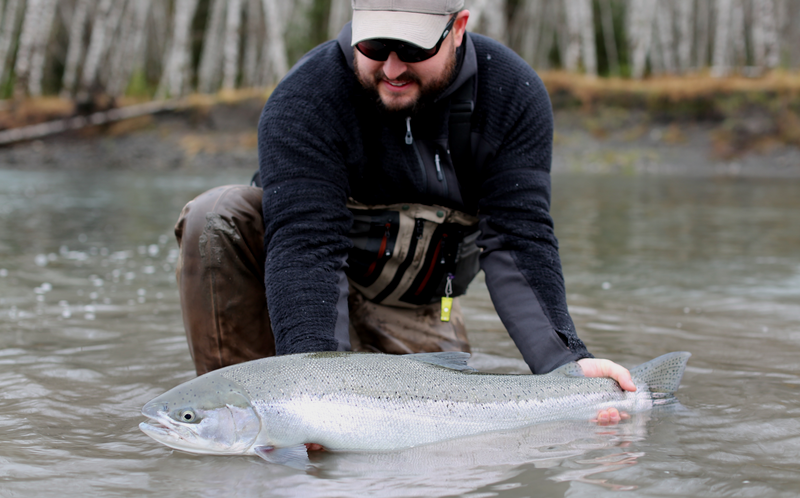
[139,410,216,455]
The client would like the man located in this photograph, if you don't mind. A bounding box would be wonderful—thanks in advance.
[175,0,633,427]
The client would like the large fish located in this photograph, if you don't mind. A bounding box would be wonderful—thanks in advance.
[139,351,690,468]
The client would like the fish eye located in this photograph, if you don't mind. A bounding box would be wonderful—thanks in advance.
[179,409,198,423]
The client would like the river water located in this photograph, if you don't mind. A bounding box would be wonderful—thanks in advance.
[1,166,799,497]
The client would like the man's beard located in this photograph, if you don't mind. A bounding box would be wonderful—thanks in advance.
[354,50,458,116]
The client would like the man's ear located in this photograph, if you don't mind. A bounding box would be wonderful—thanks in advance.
[454,10,470,48]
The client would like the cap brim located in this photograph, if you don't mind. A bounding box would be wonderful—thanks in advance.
[351,11,451,50]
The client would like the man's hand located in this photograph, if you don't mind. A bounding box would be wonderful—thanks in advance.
[577,358,636,426]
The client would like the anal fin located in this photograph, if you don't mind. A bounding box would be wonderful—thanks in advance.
[254,445,310,470]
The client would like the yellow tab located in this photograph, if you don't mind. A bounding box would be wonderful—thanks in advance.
[440,297,453,322]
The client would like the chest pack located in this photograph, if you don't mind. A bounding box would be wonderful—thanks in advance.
[253,78,480,308]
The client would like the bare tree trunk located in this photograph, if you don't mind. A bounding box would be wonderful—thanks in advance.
[675,0,694,73]
[0,0,24,88]
[482,0,508,44]
[198,0,227,93]
[730,0,746,67]
[26,0,58,96]
[654,1,676,74]
[695,0,711,67]
[60,0,93,98]
[564,0,582,72]
[13,0,41,97]
[157,0,201,98]
[535,1,559,70]
[711,0,733,76]
[260,0,289,85]
[628,0,657,79]
[578,0,597,76]
[79,0,113,95]
[242,0,262,87]
[752,0,780,69]
[509,0,543,67]
[107,0,151,97]
[222,0,243,90]
[599,0,620,75]
[328,0,350,40]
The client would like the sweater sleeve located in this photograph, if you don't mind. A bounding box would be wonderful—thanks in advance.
[473,40,592,373]
[257,43,354,355]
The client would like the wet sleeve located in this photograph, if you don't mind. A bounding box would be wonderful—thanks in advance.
[475,74,592,374]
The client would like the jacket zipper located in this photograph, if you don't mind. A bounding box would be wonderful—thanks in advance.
[405,117,428,194]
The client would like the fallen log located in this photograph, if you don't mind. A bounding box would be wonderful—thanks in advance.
[0,99,182,146]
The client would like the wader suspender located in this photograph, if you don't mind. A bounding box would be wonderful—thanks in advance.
[448,77,477,214]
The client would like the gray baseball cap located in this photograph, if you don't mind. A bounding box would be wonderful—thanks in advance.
[351,0,464,49]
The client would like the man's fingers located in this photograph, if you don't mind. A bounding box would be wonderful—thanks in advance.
[577,358,637,392]
[594,407,629,426]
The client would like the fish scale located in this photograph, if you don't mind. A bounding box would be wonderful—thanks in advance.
[140,351,690,462]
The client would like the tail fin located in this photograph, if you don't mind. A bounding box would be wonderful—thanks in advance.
[630,352,691,394]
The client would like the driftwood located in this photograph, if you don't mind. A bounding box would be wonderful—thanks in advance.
[0,99,181,146]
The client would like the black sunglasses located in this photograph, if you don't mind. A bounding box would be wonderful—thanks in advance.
[356,16,456,63]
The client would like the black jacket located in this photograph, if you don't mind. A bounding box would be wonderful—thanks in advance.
[258,26,593,373]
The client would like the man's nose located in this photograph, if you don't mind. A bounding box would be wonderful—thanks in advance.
[382,52,408,80]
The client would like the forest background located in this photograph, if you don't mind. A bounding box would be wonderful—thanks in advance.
[0,0,799,158]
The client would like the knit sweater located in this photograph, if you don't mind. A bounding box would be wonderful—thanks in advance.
[257,26,593,374]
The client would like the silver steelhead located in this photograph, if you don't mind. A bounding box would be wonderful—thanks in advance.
[140,351,690,467]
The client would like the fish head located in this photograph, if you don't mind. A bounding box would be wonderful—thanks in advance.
[139,374,261,455]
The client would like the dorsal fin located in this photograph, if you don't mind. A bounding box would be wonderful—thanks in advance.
[405,352,476,372]
[630,351,691,393]
[548,361,585,378]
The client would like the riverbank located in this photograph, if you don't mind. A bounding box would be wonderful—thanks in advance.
[0,73,799,177]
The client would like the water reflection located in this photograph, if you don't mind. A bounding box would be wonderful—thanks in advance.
[1,169,800,496]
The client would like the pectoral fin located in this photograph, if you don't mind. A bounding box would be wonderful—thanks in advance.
[254,445,310,470]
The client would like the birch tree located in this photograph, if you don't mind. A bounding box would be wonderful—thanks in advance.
[107,0,151,97]
[328,0,350,40]
[198,0,227,93]
[157,0,200,98]
[14,0,61,97]
[13,0,39,96]
[598,0,620,75]
[695,0,711,67]
[79,0,116,95]
[260,0,289,85]
[222,0,243,90]
[26,0,58,96]
[563,0,582,72]
[730,0,746,67]
[535,1,559,70]
[675,0,694,73]
[628,0,657,79]
[752,0,780,69]
[711,0,733,76]
[60,0,93,98]
[242,0,263,87]
[577,0,596,76]
[0,0,23,88]
[509,0,544,68]
[654,1,676,74]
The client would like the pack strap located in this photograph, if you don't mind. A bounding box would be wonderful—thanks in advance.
[448,77,477,214]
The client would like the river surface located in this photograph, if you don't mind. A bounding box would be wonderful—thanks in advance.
[1,167,799,497]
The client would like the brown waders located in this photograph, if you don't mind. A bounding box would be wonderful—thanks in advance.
[175,185,470,376]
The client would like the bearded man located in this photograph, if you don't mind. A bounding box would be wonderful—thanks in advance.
[174,0,634,429]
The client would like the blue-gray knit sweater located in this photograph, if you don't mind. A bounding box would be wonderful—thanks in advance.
[257,26,593,374]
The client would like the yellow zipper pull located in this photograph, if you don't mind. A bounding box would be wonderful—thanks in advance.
[441,274,454,322]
